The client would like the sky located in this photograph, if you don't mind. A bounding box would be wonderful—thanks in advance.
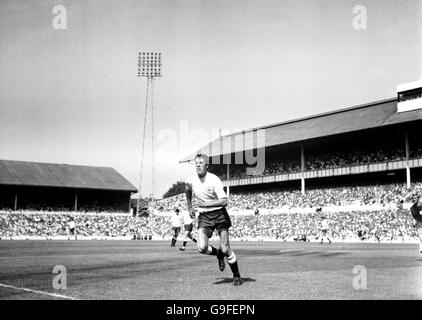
[0,0,421,198]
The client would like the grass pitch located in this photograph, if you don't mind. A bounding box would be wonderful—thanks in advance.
[0,240,421,300]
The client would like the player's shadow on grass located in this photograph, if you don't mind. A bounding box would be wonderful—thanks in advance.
[213,277,256,285]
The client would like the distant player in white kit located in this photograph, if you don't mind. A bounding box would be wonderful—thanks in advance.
[67,217,77,240]
[179,209,197,251]
[409,193,422,253]
[319,215,331,244]
[170,208,182,247]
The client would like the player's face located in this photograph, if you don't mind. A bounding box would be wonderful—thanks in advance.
[195,158,208,176]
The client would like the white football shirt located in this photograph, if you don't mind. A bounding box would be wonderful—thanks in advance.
[171,214,181,227]
[185,172,227,213]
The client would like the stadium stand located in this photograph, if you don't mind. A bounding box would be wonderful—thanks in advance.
[0,160,137,212]
[180,98,422,193]
[158,92,422,244]
[210,145,422,180]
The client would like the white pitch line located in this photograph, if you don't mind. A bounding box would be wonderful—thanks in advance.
[0,283,79,300]
[0,252,166,259]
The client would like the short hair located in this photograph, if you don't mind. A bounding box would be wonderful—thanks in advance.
[175,208,180,213]
[195,153,209,164]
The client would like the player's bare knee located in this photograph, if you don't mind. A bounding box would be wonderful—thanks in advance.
[220,246,229,256]
[198,243,207,254]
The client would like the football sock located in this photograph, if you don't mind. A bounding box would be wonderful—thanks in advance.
[227,252,240,276]
[182,241,187,247]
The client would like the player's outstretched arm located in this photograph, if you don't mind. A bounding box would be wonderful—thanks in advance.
[185,183,195,218]
[410,193,422,223]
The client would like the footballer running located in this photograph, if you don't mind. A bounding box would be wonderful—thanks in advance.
[185,154,243,286]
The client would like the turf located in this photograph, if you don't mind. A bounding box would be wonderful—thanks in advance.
[0,240,421,300]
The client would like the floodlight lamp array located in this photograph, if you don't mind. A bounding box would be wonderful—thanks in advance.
[137,52,162,78]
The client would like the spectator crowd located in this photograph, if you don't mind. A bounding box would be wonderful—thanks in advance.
[229,208,417,243]
[208,145,422,181]
[0,205,419,243]
[228,182,422,210]
[0,211,171,240]
[155,182,422,211]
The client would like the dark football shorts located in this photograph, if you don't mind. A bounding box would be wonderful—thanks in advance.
[411,204,422,223]
[172,227,181,237]
[69,228,75,235]
[198,207,232,238]
[184,223,193,232]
